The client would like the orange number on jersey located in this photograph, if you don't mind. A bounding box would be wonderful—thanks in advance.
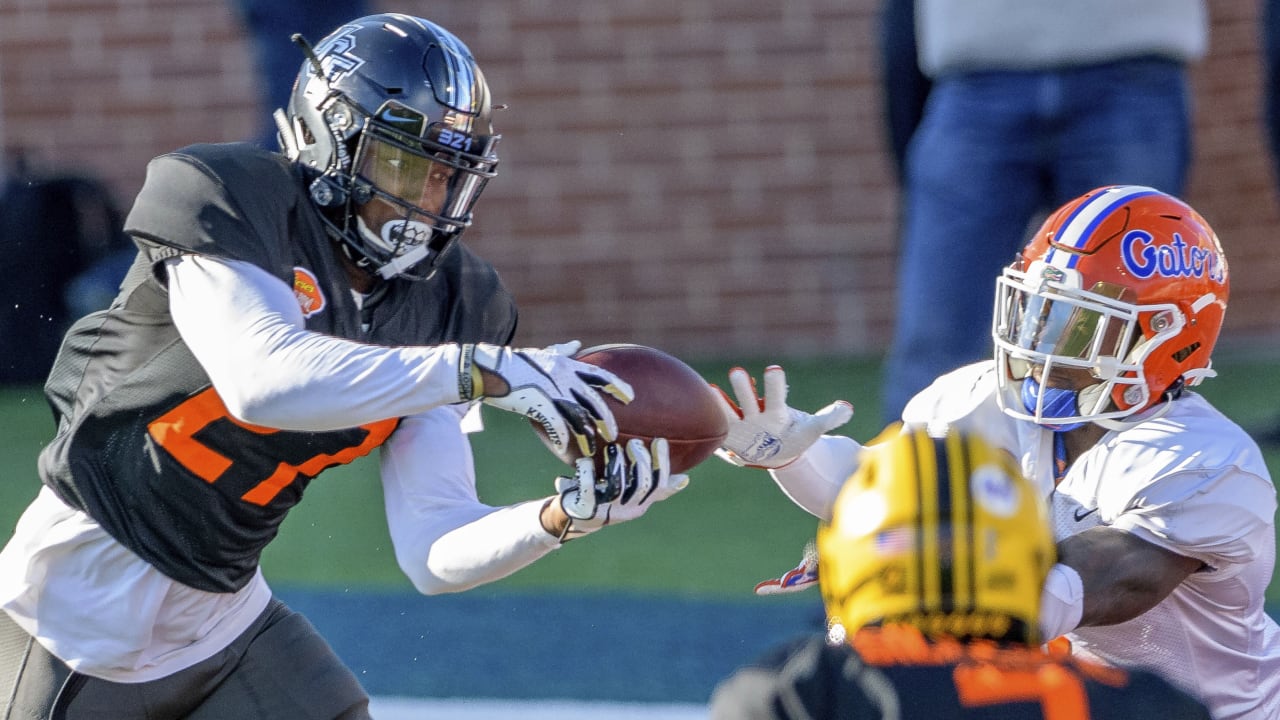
[954,664,1089,720]
[148,388,397,506]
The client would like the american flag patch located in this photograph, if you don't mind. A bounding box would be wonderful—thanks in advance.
[874,528,914,555]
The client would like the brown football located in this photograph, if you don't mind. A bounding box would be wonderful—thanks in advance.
[531,343,729,474]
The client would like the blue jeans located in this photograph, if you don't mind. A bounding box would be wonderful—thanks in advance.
[1265,0,1280,181]
[880,58,1191,422]
[878,0,931,182]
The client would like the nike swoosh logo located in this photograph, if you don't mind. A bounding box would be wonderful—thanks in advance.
[1073,506,1099,522]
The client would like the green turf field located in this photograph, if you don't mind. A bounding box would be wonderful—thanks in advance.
[2,354,1279,601]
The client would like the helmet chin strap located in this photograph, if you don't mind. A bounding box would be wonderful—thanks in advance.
[1094,401,1174,431]
[375,245,432,279]
[1092,378,1183,431]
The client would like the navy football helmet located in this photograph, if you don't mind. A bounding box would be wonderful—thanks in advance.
[277,13,499,280]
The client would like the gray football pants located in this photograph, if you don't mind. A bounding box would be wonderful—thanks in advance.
[0,599,372,719]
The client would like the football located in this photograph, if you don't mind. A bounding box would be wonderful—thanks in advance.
[533,343,729,474]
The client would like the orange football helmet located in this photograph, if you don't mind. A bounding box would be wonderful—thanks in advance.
[992,185,1229,427]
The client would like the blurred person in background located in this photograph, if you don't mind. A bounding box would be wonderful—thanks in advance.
[881,0,1207,423]
[1265,0,1280,190]
[1251,0,1280,447]
[0,13,688,719]
[878,0,931,184]
[717,186,1280,718]
[0,148,134,384]
[709,426,1213,718]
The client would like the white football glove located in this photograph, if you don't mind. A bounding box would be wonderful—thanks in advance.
[753,540,819,595]
[459,341,634,458]
[554,438,689,541]
[713,365,854,469]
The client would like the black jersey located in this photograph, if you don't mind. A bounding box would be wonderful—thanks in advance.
[708,628,1212,720]
[36,142,517,593]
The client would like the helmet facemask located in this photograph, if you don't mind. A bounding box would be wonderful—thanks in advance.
[993,261,1190,428]
[340,102,497,280]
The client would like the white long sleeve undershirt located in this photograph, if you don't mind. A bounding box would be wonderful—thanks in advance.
[166,254,466,431]
[379,406,560,595]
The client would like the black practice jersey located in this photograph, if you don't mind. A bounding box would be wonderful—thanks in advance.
[708,628,1212,719]
[36,142,517,593]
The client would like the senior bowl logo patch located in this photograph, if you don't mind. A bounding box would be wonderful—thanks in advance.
[293,267,326,317]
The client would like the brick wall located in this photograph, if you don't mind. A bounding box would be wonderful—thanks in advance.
[2,1,1277,361]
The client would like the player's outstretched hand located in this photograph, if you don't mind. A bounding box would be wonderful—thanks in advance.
[460,341,634,458]
[713,365,853,469]
[554,438,689,541]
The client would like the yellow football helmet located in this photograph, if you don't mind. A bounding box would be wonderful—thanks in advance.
[817,425,1055,646]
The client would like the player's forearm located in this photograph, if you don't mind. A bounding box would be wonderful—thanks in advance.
[769,434,863,521]
[1070,561,1171,627]
[1058,527,1201,627]
[168,254,466,430]
[379,409,562,594]
[214,326,465,430]
[394,499,560,595]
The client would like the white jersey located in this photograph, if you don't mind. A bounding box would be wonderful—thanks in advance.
[901,361,1280,719]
